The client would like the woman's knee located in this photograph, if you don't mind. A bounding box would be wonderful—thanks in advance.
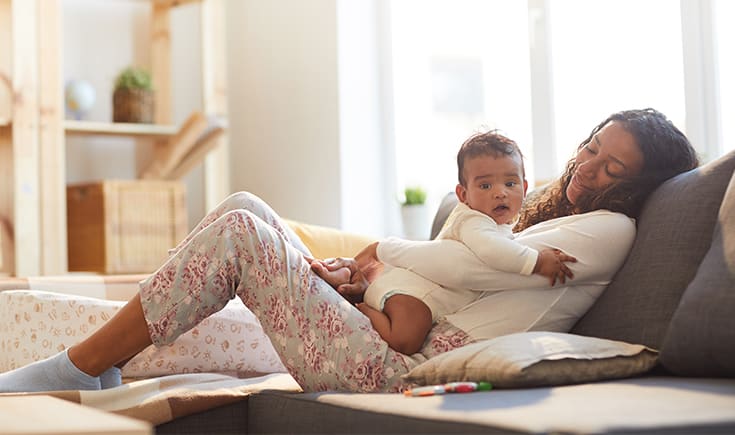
[222,191,256,208]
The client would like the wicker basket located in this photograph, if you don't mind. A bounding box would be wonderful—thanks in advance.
[67,180,187,274]
[112,88,154,123]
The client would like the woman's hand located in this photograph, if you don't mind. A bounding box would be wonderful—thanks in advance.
[305,242,383,304]
[354,242,384,283]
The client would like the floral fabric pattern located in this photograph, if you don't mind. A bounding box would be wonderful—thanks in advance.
[140,192,475,393]
[0,291,287,378]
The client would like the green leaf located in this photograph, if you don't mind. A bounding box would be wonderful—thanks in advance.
[114,67,153,91]
[403,187,427,205]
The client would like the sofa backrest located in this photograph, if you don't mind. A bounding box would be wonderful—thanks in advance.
[430,151,735,350]
[571,150,735,348]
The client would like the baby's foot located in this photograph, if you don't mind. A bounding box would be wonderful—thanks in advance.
[311,262,351,289]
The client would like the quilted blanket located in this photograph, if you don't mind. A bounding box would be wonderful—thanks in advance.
[0,372,302,425]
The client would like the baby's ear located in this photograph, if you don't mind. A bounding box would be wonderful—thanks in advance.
[455,184,467,203]
[523,179,529,196]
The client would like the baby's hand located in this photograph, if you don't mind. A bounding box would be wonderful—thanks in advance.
[534,249,577,286]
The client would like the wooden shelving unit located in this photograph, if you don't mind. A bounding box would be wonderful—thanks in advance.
[64,120,179,137]
[0,0,229,277]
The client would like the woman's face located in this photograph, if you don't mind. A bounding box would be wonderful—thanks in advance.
[566,121,645,205]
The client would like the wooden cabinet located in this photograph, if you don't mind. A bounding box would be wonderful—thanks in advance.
[0,0,229,277]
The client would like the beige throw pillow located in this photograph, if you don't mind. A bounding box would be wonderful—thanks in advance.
[404,331,658,388]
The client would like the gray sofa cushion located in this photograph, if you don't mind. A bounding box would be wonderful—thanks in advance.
[430,192,457,239]
[659,172,735,376]
[248,378,735,434]
[572,151,735,348]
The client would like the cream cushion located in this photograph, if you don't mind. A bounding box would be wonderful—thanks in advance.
[285,219,377,260]
[404,331,658,388]
[0,290,286,377]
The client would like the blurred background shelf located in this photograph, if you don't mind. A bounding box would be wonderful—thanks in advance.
[64,120,178,137]
[0,0,229,277]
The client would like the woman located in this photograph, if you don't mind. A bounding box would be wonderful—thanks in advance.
[0,108,698,394]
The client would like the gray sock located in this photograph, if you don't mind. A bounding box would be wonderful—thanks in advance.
[99,366,122,389]
[0,349,100,393]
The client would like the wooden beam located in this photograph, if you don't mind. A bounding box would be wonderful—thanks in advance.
[151,3,172,125]
[0,126,12,276]
[165,123,224,180]
[0,1,13,253]
[201,0,230,210]
[140,111,207,179]
[38,0,66,274]
[0,0,11,126]
[12,0,41,276]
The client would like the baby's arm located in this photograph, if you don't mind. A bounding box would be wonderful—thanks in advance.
[458,216,539,276]
[357,295,432,355]
[534,248,577,286]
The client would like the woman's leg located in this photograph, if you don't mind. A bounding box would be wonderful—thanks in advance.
[141,209,422,392]
[0,293,153,392]
[169,192,311,257]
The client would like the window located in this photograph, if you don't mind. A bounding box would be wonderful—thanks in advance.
[385,0,726,226]
[549,0,685,171]
[716,0,734,153]
[389,0,532,208]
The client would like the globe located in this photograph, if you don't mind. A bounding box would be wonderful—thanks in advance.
[65,80,96,120]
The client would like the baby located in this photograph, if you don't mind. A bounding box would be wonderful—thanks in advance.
[313,131,576,354]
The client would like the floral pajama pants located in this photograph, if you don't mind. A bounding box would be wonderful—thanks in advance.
[139,192,473,393]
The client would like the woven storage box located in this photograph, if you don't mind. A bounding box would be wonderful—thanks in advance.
[67,180,187,274]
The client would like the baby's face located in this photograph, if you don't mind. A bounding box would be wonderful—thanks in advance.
[457,154,527,225]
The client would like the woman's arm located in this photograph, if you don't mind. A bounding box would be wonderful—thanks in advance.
[377,211,636,292]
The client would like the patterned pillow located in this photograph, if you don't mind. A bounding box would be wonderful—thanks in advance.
[403,331,658,388]
[0,290,286,377]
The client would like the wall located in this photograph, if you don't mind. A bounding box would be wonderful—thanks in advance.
[226,0,396,235]
[226,0,342,228]
[65,0,394,236]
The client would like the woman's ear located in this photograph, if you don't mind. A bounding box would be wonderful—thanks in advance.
[455,184,467,203]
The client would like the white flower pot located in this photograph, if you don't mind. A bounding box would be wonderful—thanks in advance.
[401,204,431,240]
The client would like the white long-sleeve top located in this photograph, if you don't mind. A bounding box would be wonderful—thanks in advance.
[376,209,636,340]
[436,202,538,276]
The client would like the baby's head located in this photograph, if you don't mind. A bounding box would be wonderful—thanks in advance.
[456,131,528,225]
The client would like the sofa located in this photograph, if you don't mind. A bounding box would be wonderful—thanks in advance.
[1,150,734,434]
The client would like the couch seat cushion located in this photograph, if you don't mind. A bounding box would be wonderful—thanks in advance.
[249,377,735,434]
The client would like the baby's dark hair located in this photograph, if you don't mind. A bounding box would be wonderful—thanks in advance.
[457,130,525,186]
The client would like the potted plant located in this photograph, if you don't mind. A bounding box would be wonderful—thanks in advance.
[400,186,431,240]
[112,66,154,123]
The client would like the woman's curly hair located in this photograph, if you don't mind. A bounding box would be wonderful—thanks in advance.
[515,108,699,232]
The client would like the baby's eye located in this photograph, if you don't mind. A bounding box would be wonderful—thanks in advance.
[479,183,490,189]
[505,181,517,188]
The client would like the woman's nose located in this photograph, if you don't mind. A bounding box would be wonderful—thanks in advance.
[577,159,599,178]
